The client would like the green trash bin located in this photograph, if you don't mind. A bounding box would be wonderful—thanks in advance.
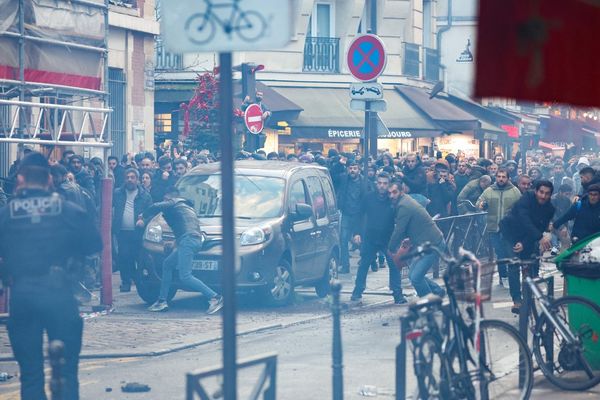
[561,263,600,370]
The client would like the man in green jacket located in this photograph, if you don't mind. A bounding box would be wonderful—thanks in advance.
[388,180,446,297]
[477,168,522,285]
[457,175,492,214]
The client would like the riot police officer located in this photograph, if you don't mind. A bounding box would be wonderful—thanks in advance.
[0,152,102,400]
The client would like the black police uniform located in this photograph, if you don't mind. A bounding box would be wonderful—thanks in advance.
[0,189,102,400]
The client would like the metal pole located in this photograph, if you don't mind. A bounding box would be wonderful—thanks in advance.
[368,1,378,160]
[331,280,344,400]
[219,52,237,400]
[100,178,113,307]
[17,0,25,155]
[518,265,529,388]
[396,316,408,400]
[99,0,113,308]
[363,102,370,173]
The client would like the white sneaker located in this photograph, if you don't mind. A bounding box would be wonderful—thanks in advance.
[207,295,224,315]
[148,300,168,312]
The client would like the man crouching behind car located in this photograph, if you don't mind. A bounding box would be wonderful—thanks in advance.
[139,186,223,314]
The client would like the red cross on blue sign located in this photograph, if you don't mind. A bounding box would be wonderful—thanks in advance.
[347,34,387,82]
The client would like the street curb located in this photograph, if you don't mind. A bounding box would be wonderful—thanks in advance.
[0,297,394,362]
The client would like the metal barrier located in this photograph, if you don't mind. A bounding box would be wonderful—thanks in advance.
[432,212,488,278]
[185,353,277,400]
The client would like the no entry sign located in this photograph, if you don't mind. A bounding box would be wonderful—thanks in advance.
[347,34,387,82]
[244,103,264,134]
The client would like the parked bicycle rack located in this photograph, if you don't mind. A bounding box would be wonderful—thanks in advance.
[185,353,277,400]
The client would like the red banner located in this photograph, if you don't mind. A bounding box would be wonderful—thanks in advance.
[475,0,600,107]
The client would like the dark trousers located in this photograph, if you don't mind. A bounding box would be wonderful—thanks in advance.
[8,272,83,400]
[504,241,539,302]
[340,214,361,269]
[353,240,402,297]
[116,230,141,286]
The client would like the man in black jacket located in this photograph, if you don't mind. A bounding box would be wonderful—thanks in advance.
[140,187,223,314]
[335,160,368,274]
[553,183,600,243]
[350,173,406,304]
[112,168,153,292]
[399,153,427,195]
[500,180,555,312]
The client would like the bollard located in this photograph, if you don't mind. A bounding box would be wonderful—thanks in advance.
[331,280,344,400]
[396,316,408,400]
[100,178,113,307]
[49,340,65,400]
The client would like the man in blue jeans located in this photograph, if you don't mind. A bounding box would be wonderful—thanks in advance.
[387,180,446,297]
[139,187,223,314]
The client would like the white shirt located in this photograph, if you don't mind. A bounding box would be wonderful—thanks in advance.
[121,188,138,231]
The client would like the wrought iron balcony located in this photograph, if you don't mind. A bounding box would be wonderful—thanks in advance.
[303,37,340,73]
[155,40,183,71]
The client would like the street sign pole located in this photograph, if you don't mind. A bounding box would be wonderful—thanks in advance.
[219,52,237,400]
[364,101,370,173]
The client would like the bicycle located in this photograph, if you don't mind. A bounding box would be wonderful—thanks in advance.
[185,0,267,45]
[401,244,533,400]
[510,257,600,390]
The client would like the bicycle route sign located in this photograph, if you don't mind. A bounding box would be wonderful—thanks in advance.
[161,0,292,52]
[244,103,264,134]
[346,34,387,82]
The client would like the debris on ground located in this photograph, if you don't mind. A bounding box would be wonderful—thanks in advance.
[0,372,13,382]
[121,382,151,392]
[359,384,378,397]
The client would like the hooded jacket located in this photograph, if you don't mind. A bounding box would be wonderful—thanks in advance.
[477,181,521,232]
[142,197,202,241]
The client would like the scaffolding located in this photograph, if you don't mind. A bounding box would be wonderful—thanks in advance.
[0,0,111,172]
[0,0,114,309]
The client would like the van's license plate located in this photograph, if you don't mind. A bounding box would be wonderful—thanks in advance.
[192,260,218,271]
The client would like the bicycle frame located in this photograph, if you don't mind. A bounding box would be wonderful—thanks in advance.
[526,276,579,344]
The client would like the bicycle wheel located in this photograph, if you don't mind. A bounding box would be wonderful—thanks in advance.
[413,334,444,400]
[235,10,266,41]
[476,319,533,400]
[532,295,600,390]
[185,13,216,45]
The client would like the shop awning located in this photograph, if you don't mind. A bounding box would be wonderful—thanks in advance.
[270,86,442,139]
[541,116,594,147]
[395,85,480,132]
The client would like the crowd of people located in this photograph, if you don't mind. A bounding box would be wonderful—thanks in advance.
[2,144,600,314]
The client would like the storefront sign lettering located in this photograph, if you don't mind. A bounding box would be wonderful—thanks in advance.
[381,130,413,138]
[327,129,362,138]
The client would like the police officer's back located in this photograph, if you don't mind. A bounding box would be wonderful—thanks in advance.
[0,152,102,400]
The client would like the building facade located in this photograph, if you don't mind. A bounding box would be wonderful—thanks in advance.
[107,0,159,159]
[155,0,448,156]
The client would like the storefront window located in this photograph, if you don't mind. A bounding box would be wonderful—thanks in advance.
[154,113,172,134]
